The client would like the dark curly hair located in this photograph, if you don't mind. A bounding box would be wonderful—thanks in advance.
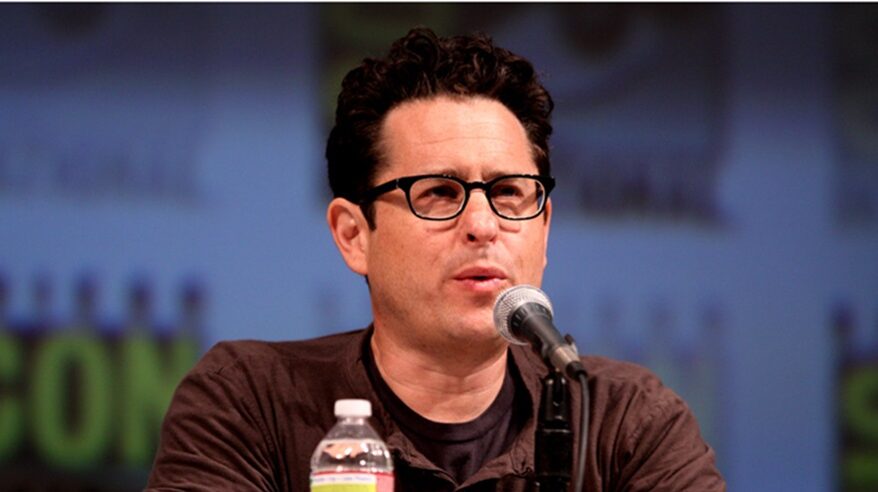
[326,27,554,225]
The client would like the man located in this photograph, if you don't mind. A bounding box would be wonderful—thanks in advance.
[147,27,725,491]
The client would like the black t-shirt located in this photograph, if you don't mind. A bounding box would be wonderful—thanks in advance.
[363,343,529,486]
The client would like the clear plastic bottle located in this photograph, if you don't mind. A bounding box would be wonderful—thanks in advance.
[310,399,394,492]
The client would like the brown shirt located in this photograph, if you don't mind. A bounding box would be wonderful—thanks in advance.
[147,328,725,491]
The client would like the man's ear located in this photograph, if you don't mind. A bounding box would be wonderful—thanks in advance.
[326,198,370,275]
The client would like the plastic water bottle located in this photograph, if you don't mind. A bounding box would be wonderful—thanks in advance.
[310,399,394,491]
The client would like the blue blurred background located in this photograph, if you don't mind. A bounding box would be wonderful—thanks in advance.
[1,3,877,491]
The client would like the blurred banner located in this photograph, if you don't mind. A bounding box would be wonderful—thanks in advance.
[0,275,202,489]
[1,4,877,491]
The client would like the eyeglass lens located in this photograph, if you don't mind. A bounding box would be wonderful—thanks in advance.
[408,176,546,219]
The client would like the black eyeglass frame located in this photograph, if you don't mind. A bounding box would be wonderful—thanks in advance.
[359,173,556,221]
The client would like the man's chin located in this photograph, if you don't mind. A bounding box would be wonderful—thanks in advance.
[446,317,503,345]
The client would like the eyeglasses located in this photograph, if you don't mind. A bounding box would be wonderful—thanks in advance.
[360,174,555,221]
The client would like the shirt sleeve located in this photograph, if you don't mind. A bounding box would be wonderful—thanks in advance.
[145,365,279,491]
[614,385,726,491]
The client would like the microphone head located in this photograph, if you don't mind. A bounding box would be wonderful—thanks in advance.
[493,285,554,345]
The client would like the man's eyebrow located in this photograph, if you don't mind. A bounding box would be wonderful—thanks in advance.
[419,167,531,180]
[423,167,460,177]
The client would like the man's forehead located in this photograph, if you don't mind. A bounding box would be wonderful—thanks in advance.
[376,96,535,169]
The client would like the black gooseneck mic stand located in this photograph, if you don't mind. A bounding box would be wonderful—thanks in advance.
[535,369,572,491]
[534,333,589,492]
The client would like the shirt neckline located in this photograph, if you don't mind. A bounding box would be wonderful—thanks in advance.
[362,338,517,442]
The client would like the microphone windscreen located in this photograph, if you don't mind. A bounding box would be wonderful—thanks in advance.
[493,285,554,345]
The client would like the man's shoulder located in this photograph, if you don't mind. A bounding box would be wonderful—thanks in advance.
[190,328,368,378]
[580,355,682,407]
[513,346,681,410]
[582,355,664,388]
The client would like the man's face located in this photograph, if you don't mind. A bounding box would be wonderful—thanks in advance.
[359,96,551,352]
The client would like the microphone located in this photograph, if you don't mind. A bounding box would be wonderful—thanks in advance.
[493,285,586,380]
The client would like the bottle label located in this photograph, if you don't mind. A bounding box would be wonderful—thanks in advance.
[310,472,394,492]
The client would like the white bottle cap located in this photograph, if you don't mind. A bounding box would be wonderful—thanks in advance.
[334,399,372,417]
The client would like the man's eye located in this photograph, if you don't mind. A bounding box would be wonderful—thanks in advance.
[423,184,460,199]
[492,184,524,198]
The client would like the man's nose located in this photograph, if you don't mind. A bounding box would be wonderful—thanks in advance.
[460,190,499,243]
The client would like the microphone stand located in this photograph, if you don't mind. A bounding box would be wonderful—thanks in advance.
[493,287,589,491]
[535,368,572,491]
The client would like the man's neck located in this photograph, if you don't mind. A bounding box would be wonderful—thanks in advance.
[370,328,508,423]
